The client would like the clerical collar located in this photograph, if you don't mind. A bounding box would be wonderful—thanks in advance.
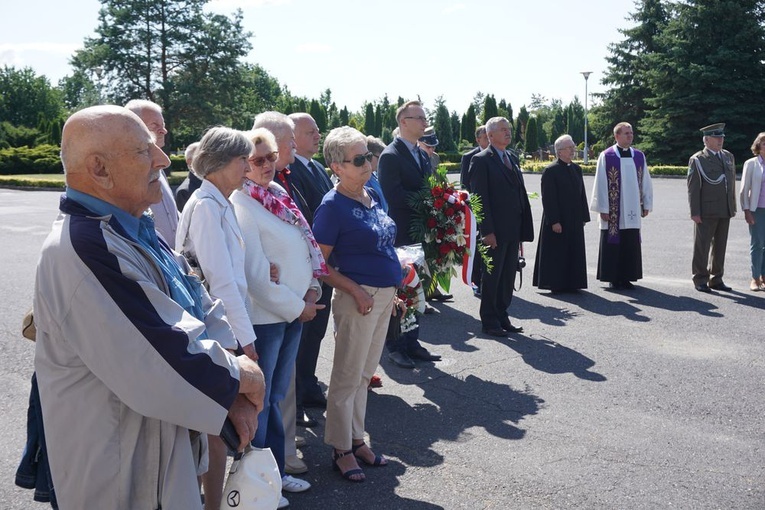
[617,145,631,157]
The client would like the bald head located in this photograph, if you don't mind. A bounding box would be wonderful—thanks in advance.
[289,113,320,159]
[62,105,171,217]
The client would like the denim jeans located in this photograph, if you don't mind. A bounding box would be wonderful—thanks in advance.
[251,319,303,476]
[750,208,765,278]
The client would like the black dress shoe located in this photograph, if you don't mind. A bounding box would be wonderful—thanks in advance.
[709,282,732,291]
[408,346,442,361]
[695,283,712,293]
[302,395,327,409]
[388,351,415,369]
[482,327,508,337]
[296,410,318,428]
[427,293,453,302]
[622,281,635,290]
[608,282,623,290]
[500,322,524,333]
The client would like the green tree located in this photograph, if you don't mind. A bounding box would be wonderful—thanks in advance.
[472,91,485,121]
[566,97,586,145]
[339,106,350,126]
[309,99,327,133]
[450,111,461,150]
[481,94,498,124]
[640,0,765,163]
[524,117,539,153]
[0,66,63,130]
[433,97,455,152]
[363,103,375,135]
[591,0,669,148]
[58,70,102,111]
[515,105,529,146]
[461,103,477,145]
[73,0,253,149]
[374,104,383,137]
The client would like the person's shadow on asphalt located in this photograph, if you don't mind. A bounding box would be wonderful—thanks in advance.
[496,333,607,382]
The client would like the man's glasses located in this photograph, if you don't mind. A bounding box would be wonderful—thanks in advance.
[343,152,374,167]
[403,116,427,122]
[249,151,278,167]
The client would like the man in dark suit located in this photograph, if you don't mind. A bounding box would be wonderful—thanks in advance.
[175,141,202,213]
[470,117,534,337]
[378,100,442,368]
[460,125,489,192]
[287,113,334,421]
[460,125,490,296]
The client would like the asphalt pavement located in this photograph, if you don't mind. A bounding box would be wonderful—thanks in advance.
[0,175,762,509]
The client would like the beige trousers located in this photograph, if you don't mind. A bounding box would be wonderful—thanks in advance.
[324,285,395,451]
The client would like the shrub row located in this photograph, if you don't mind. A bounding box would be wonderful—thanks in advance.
[0,145,63,175]
[0,145,693,180]
[0,147,190,176]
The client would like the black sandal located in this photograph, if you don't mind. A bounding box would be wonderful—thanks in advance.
[352,442,388,467]
[332,450,365,482]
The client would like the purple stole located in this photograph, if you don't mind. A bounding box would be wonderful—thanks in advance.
[603,145,645,244]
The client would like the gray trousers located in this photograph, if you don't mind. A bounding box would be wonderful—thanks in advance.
[692,217,730,285]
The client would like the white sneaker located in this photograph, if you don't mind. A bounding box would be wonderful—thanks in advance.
[281,475,311,493]
[278,495,290,508]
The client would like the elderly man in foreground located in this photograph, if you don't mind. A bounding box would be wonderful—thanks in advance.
[33,105,265,510]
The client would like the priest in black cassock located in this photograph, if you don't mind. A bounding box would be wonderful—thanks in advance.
[533,134,590,292]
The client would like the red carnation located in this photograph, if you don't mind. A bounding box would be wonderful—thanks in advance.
[433,198,445,209]
[439,244,450,255]
[431,186,443,197]
[445,207,455,217]
[446,227,456,235]
[426,217,437,228]
[454,215,462,224]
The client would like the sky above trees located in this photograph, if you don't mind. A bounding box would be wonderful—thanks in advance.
[2,0,638,113]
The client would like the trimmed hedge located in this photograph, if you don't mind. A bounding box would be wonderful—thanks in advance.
[0,147,189,177]
[0,145,63,175]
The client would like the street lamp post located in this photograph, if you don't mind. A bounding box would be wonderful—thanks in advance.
[581,71,592,164]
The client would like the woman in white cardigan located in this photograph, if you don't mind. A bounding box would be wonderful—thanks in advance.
[740,132,765,291]
[175,127,258,510]
[231,128,327,506]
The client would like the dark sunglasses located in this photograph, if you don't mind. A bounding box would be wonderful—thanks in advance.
[343,152,374,167]
[249,151,278,167]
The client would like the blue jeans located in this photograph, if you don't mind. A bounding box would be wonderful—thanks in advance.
[251,319,303,476]
[750,208,765,279]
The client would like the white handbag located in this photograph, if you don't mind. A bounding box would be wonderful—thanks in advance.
[221,445,282,510]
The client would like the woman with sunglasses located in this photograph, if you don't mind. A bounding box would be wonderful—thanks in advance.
[312,126,401,482]
[175,127,260,510]
[231,127,327,508]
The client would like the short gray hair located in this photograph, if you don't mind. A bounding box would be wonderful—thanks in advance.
[485,116,510,134]
[554,134,575,156]
[323,126,367,166]
[124,99,162,117]
[193,127,253,178]
[366,135,386,156]
[252,111,294,142]
[184,142,200,173]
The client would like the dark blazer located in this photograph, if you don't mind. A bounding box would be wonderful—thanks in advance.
[469,146,534,244]
[460,146,482,191]
[378,137,432,246]
[288,158,333,225]
[175,171,203,213]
